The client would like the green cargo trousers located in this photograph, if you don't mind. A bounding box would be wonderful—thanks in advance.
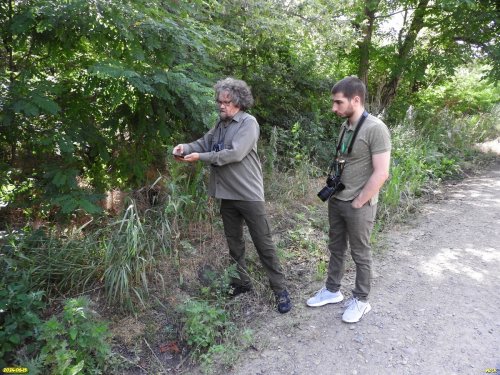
[220,199,286,293]
[326,198,377,301]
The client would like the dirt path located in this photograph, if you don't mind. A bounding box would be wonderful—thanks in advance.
[229,159,500,375]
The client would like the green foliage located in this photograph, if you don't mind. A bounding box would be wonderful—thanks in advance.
[165,157,213,223]
[381,123,433,209]
[315,259,328,281]
[209,0,346,136]
[182,300,233,354]
[378,100,499,225]
[0,279,45,368]
[177,265,246,372]
[1,162,216,311]
[0,0,498,370]
[361,0,498,117]
[38,297,110,375]
[262,126,278,178]
[2,0,496,220]
[415,65,500,116]
[199,265,239,302]
[1,0,225,219]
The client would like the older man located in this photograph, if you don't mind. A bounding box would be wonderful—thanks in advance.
[173,77,291,314]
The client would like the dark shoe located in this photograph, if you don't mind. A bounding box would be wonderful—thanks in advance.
[228,283,252,297]
[275,289,292,314]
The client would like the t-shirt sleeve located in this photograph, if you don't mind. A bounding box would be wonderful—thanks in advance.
[369,122,391,155]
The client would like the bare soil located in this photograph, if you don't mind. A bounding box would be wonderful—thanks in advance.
[227,158,500,375]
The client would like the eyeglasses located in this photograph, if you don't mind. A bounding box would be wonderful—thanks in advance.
[216,100,232,106]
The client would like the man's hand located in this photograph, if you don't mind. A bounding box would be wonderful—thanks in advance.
[350,151,390,208]
[173,144,188,161]
[172,145,200,162]
[351,197,365,209]
[183,153,200,162]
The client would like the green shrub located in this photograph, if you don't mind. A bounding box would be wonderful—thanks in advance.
[415,65,500,116]
[182,300,233,354]
[0,280,45,368]
[38,297,110,375]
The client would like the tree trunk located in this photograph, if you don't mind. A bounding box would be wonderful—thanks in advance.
[379,0,430,112]
[358,0,381,87]
[3,0,16,163]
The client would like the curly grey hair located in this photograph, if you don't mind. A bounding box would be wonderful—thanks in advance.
[214,77,254,111]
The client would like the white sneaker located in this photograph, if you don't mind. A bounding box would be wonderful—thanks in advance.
[306,287,344,307]
[342,297,371,323]
[342,296,355,308]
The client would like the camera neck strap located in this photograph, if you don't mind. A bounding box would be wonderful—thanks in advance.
[215,119,231,145]
[335,110,369,157]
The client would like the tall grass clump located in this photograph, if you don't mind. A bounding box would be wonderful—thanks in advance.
[103,200,161,309]
[2,227,104,295]
[103,161,214,309]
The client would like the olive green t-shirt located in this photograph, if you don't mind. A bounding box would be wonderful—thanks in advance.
[335,113,391,205]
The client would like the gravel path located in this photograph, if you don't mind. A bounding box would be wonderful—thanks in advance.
[229,159,500,375]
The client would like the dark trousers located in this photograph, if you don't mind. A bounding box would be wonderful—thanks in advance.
[220,199,286,293]
[326,198,377,301]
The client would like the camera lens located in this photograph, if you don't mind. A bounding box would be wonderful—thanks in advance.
[317,186,333,202]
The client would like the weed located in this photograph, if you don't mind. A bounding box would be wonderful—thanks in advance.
[38,297,111,375]
[4,228,103,295]
[263,126,278,179]
[0,279,45,368]
[181,299,234,355]
[315,259,328,281]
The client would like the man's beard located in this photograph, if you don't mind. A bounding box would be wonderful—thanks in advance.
[219,111,233,121]
[342,104,355,119]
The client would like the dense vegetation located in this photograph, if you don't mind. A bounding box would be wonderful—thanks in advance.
[1,0,498,373]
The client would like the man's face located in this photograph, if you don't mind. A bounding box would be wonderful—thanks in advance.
[332,93,355,119]
[217,92,240,120]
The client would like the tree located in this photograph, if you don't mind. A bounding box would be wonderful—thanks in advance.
[357,0,382,86]
[352,0,498,116]
[0,0,225,216]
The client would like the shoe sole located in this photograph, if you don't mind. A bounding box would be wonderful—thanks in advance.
[342,303,372,323]
[306,295,344,307]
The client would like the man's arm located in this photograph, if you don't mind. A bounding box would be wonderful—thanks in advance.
[172,128,216,162]
[351,151,390,208]
[184,117,258,165]
[203,119,258,165]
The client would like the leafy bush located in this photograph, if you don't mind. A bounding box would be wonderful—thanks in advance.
[182,300,233,354]
[0,280,45,368]
[415,65,500,116]
[38,297,110,375]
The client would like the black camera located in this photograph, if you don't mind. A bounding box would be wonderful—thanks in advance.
[212,142,224,152]
[317,158,346,202]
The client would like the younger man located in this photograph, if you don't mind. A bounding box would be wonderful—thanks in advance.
[306,76,391,323]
